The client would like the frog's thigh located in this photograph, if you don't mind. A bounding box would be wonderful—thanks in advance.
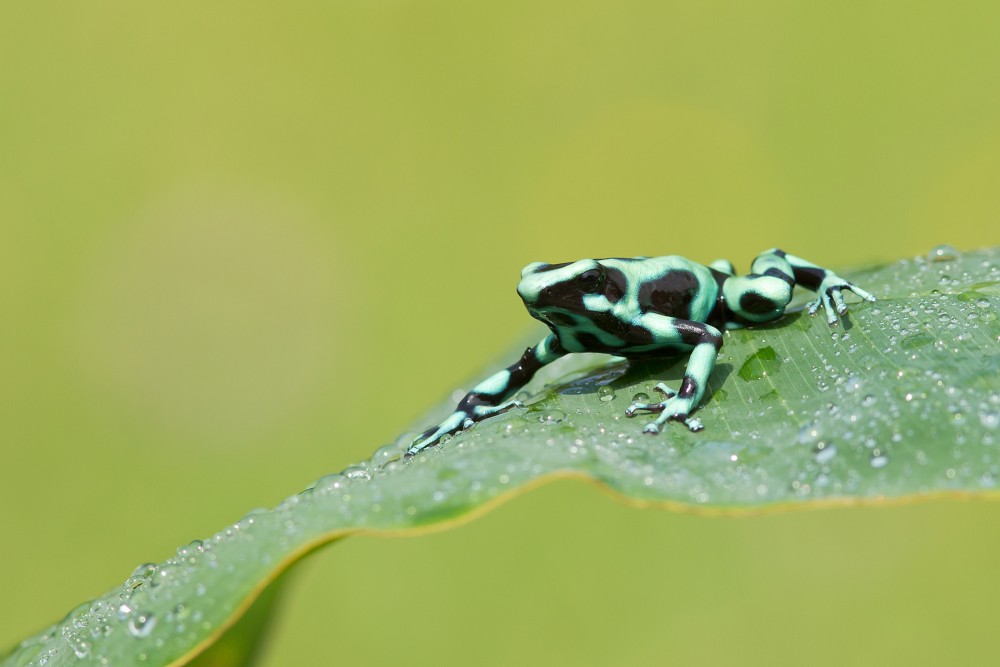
[724,273,793,322]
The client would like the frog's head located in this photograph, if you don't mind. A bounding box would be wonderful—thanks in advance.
[517,259,621,327]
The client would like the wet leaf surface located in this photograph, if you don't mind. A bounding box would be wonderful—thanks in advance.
[5,246,999,666]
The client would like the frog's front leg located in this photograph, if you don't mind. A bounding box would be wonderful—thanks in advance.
[406,334,566,456]
[624,316,723,433]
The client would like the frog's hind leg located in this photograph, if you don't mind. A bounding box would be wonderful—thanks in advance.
[721,250,796,324]
[746,248,877,325]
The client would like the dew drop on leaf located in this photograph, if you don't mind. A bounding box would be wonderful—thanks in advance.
[927,244,960,262]
[127,612,156,639]
[870,451,890,469]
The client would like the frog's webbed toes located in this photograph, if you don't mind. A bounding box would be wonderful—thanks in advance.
[809,276,877,325]
[406,411,467,456]
[625,382,676,416]
[406,400,524,456]
[628,391,700,433]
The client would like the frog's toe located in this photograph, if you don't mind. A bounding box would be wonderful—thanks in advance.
[405,410,468,456]
[684,416,704,432]
[642,422,660,434]
[472,399,523,419]
[842,281,877,304]
[807,289,840,325]
[626,400,663,417]
[626,384,675,417]
[831,287,848,315]
[811,278,878,326]
[653,382,677,398]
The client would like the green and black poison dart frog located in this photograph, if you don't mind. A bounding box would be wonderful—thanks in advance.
[406,248,876,457]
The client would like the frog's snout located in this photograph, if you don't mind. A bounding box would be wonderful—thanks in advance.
[517,270,548,306]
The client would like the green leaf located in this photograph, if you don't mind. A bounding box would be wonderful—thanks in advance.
[183,574,288,667]
[5,246,999,666]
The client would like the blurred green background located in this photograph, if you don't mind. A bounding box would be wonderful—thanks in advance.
[2,2,1000,664]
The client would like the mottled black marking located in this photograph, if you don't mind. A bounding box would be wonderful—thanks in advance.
[791,265,826,291]
[457,393,500,412]
[638,269,700,319]
[763,267,795,286]
[507,343,556,388]
[707,268,731,329]
[603,266,628,303]
[455,341,563,413]
[678,376,699,399]
[772,248,787,258]
[669,320,718,349]
[573,331,607,352]
[705,331,723,350]
[532,282,586,312]
[593,311,655,346]
[739,290,776,315]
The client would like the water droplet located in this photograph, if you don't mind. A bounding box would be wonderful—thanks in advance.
[176,540,203,562]
[130,563,157,579]
[900,332,934,349]
[738,346,781,381]
[71,640,91,659]
[598,386,615,402]
[127,612,156,639]
[843,375,862,393]
[980,411,1000,430]
[631,392,650,404]
[797,424,821,445]
[371,443,402,467]
[117,604,133,621]
[316,473,347,493]
[861,394,876,408]
[977,297,992,309]
[814,442,838,464]
[927,244,960,262]
[341,464,371,481]
[540,409,566,424]
[870,451,890,469]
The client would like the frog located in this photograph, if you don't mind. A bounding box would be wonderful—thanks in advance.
[406,248,876,457]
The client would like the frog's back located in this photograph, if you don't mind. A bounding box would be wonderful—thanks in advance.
[601,255,719,322]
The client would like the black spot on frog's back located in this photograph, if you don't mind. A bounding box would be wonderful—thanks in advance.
[638,269,701,319]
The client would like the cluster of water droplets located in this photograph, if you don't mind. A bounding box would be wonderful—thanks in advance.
[781,245,1000,497]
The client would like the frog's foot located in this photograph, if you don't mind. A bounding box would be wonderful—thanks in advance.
[625,384,703,433]
[405,400,522,457]
[806,274,877,325]
[625,382,675,416]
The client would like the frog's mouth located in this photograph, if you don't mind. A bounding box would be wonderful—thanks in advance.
[526,306,575,329]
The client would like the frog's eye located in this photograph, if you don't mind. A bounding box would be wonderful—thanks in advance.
[578,268,605,293]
